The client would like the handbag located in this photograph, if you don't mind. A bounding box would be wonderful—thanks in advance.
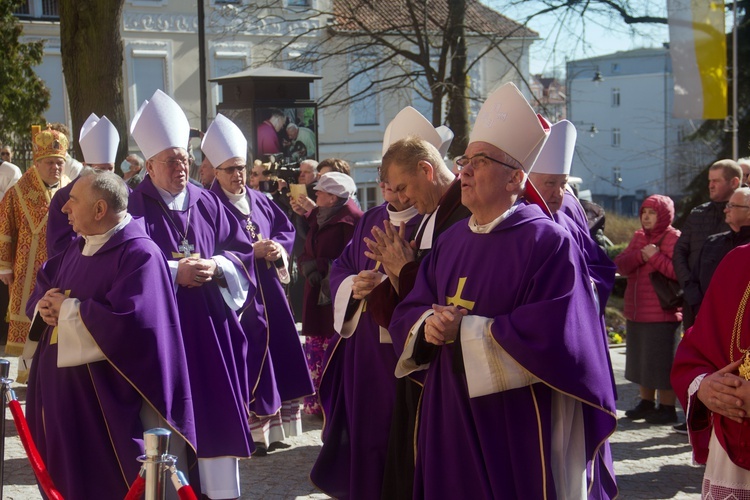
[649,271,683,310]
[647,234,683,310]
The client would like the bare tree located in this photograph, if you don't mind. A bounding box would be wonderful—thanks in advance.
[213,0,537,156]
[59,0,128,164]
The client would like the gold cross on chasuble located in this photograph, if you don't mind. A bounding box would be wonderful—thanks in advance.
[50,290,72,345]
[446,277,475,311]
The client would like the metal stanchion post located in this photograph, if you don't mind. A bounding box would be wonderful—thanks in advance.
[140,428,171,500]
[0,358,11,500]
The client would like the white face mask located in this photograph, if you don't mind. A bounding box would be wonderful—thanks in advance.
[120,159,131,174]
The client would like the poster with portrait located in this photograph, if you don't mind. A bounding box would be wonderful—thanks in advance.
[255,105,318,168]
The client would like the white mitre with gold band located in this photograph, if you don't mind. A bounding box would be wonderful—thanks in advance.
[381,106,447,156]
[79,114,119,165]
[202,114,248,168]
[130,89,190,160]
[530,119,577,175]
[469,82,550,172]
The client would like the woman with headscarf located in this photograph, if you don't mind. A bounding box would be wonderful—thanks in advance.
[616,194,682,424]
[298,172,363,415]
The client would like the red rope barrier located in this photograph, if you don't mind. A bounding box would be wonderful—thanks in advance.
[7,400,64,500]
[176,484,198,500]
[124,473,145,500]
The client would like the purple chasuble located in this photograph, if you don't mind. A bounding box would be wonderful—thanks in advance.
[129,176,256,458]
[26,218,197,499]
[389,203,617,499]
[211,183,313,417]
[559,191,591,236]
[310,203,422,499]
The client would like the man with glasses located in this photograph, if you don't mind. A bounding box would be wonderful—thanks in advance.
[685,186,750,317]
[674,159,742,330]
[0,145,21,201]
[128,90,256,500]
[387,82,617,498]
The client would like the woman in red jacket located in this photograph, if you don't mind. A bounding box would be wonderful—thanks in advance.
[615,194,682,424]
[298,172,363,415]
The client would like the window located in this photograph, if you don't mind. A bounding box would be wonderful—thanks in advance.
[34,45,68,125]
[349,57,380,127]
[357,185,380,211]
[612,128,621,147]
[13,0,58,18]
[287,0,311,5]
[611,88,620,107]
[126,41,173,118]
[211,49,248,109]
[611,63,620,73]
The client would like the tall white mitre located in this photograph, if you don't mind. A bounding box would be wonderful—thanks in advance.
[381,106,453,157]
[530,120,577,175]
[130,89,190,160]
[201,114,248,168]
[469,82,550,172]
[79,114,119,165]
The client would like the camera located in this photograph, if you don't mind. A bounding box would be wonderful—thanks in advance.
[259,154,301,194]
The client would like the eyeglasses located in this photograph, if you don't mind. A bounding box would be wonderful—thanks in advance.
[726,202,750,210]
[216,165,246,174]
[0,152,10,157]
[454,154,520,171]
[153,157,189,169]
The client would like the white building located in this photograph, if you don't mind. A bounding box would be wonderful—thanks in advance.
[567,47,715,216]
[15,0,536,209]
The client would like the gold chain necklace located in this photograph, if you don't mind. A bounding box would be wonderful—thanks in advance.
[730,281,750,380]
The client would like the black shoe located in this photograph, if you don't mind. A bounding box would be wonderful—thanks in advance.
[673,422,688,434]
[625,399,656,420]
[267,441,291,452]
[251,443,267,457]
[645,405,678,424]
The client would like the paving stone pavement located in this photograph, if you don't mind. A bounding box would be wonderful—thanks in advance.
[0,347,704,499]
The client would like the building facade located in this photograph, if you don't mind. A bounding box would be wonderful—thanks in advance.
[567,47,715,216]
[15,0,535,209]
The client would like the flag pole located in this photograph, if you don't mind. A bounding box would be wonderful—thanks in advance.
[733,0,739,159]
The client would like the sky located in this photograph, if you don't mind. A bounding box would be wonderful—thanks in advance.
[486,0,671,77]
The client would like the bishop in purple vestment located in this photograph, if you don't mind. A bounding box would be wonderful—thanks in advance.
[26,171,197,499]
[311,194,421,499]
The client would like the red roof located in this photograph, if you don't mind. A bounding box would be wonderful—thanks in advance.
[332,0,538,38]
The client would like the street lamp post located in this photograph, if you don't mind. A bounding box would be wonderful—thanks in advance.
[613,166,623,214]
[565,60,604,121]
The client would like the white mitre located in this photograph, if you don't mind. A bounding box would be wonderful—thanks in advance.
[381,106,444,156]
[435,126,454,158]
[469,82,550,172]
[79,114,119,165]
[530,120,577,175]
[130,89,190,160]
[202,114,248,168]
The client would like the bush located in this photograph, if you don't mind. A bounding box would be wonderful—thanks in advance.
[605,214,641,245]
[607,242,628,261]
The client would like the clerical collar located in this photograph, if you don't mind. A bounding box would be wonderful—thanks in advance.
[154,185,189,210]
[468,205,518,234]
[81,213,132,256]
[387,204,419,225]
[222,186,251,216]
[43,181,59,190]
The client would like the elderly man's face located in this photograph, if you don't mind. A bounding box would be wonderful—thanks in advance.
[725,191,750,230]
[62,176,98,236]
[0,147,11,163]
[528,173,568,214]
[385,161,441,215]
[36,156,65,185]
[199,156,215,188]
[460,141,516,219]
[298,163,317,185]
[215,158,247,195]
[147,147,190,195]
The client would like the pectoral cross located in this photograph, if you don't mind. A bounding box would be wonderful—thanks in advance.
[445,277,475,311]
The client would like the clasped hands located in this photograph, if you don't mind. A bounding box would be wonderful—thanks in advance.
[423,305,468,346]
[176,257,217,288]
[698,359,750,423]
[641,244,658,262]
[363,221,415,290]
[38,288,67,326]
[254,239,282,262]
